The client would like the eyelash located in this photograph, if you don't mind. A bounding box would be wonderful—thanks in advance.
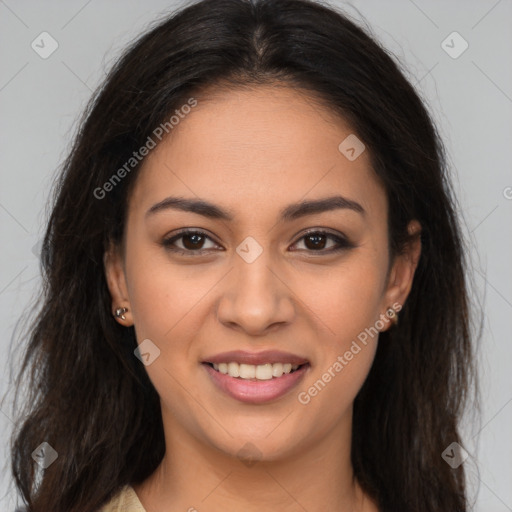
[161,229,354,256]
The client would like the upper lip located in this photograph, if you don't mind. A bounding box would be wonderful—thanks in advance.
[203,350,309,366]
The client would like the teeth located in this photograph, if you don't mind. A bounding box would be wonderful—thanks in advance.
[239,363,256,379]
[256,363,273,380]
[211,362,301,380]
[272,363,284,377]
[227,362,239,377]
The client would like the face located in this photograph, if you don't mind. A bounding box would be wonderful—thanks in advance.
[105,84,420,462]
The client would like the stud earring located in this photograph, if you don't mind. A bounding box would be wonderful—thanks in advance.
[386,307,398,326]
[114,306,128,321]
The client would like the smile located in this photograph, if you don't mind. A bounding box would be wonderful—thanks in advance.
[202,361,310,404]
[208,361,303,380]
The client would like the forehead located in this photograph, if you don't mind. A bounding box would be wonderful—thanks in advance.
[129,84,386,221]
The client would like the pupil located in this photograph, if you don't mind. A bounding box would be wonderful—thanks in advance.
[305,234,326,250]
[183,234,203,250]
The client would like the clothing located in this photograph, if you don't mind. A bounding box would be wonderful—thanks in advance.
[99,484,146,512]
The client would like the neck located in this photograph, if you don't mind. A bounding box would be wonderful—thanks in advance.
[133,406,378,512]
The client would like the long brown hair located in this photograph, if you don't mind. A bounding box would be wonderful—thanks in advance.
[4,1,479,510]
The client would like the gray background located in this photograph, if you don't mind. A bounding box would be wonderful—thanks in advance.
[1,0,511,510]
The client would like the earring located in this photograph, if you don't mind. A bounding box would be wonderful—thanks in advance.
[114,306,128,321]
[386,307,398,326]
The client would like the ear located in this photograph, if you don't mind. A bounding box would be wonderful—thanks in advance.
[104,242,133,326]
[379,220,422,332]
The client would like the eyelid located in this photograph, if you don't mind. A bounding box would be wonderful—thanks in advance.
[290,228,353,252]
[161,228,353,255]
[162,228,221,251]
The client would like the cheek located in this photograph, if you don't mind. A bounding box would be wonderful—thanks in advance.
[296,338,377,437]
[123,241,193,342]
[123,244,233,391]
[295,269,383,420]
[295,257,386,339]
[292,257,384,407]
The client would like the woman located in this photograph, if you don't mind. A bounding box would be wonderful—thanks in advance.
[7,0,478,510]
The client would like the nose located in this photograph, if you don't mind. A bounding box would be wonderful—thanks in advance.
[216,246,295,336]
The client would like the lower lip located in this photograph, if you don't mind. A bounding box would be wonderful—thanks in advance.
[202,363,310,404]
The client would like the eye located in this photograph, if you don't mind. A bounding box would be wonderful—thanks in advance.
[162,230,220,255]
[291,230,353,253]
[161,229,354,257]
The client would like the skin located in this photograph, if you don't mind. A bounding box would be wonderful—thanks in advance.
[105,84,421,512]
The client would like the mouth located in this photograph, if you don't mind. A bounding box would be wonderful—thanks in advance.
[201,358,310,404]
[202,361,309,381]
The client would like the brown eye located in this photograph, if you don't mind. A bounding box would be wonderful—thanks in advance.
[292,230,353,253]
[162,230,219,255]
[304,233,328,250]
[181,233,206,250]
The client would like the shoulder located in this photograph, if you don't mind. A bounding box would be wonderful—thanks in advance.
[14,485,146,512]
[98,484,147,512]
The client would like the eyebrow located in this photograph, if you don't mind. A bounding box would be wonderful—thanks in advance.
[146,195,365,221]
